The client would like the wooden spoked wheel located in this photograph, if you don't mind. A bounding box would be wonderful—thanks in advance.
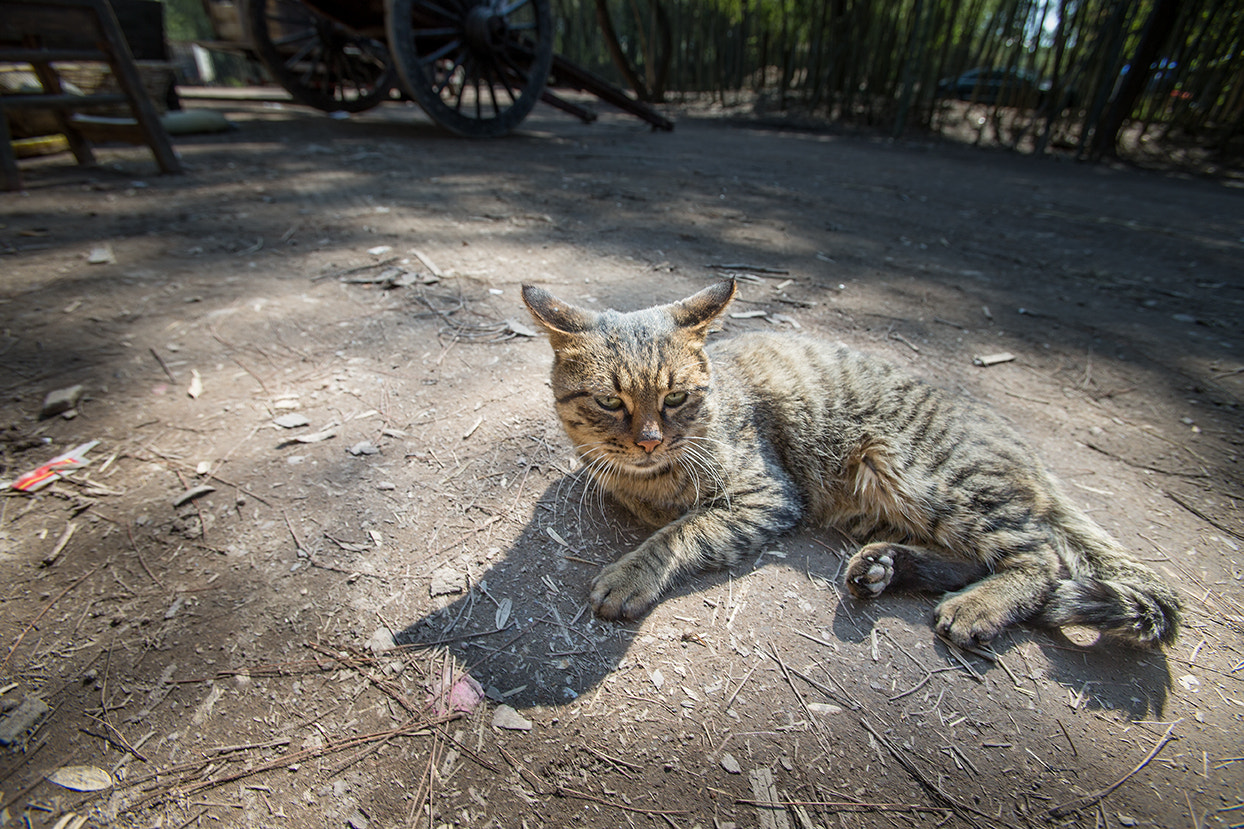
[248,0,396,113]
[385,0,554,137]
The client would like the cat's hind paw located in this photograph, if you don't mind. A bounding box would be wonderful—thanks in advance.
[933,591,1007,647]
[845,544,896,599]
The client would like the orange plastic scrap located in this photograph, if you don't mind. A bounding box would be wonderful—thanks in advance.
[9,440,100,492]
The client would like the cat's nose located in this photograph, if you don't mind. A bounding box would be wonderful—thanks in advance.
[636,418,663,452]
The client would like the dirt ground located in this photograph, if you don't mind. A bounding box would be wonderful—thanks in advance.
[1,93,1242,829]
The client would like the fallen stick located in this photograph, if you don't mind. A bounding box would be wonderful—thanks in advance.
[120,715,454,812]
[1043,721,1180,820]
[859,718,992,827]
[724,659,764,711]
[1165,491,1244,542]
[706,263,790,274]
[735,798,950,815]
[1,564,102,673]
[41,521,77,566]
[85,714,149,762]
[556,785,690,816]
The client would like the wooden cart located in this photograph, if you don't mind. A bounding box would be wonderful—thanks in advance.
[240,0,672,137]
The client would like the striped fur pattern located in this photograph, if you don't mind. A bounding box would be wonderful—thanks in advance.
[522,281,1180,648]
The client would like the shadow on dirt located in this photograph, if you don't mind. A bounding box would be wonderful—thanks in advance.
[1038,635,1173,719]
[391,473,1176,720]
[824,568,1175,720]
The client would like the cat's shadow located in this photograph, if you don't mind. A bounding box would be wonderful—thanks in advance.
[826,581,1174,719]
[394,475,1174,720]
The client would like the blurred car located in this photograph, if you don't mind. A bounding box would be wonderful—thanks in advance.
[936,67,1053,107]
[1120,58,1186,98]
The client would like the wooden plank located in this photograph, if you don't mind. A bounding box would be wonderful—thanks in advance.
[85,0,180,174]
[748,768,792,829]
[0,48,107,62]
[0,93,128,109]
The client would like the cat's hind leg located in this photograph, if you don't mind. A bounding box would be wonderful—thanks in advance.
[932,543,1060,646]
[846,542,988,599]
[847,540,1059,646]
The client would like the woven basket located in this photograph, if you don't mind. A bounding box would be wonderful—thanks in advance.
[60,60,175,115]
[2,60,174,138]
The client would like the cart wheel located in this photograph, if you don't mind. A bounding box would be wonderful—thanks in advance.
[385,0,554,137]
[248,0,396,113]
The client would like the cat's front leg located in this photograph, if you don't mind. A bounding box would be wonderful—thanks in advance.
[845,542,988,599]
[590,484,802,621]
[590,537,686,621]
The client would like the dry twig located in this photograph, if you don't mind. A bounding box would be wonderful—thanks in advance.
[1,564,101,673]
[556,785,691,816]
[1043,721,1181,820]
[1165,491,1244,542]
[735,797,950,816]
[860,718,992,827]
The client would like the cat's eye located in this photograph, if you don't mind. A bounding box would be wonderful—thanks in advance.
[595,396,624,411]
[664,391,688,407]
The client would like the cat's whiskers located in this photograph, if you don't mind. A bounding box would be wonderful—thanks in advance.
[574,446,616,517]
[676,437,732,511]
[680,433,733,452]
[559,458,597,526]
[672,450,702,505]
[680,435,727,478]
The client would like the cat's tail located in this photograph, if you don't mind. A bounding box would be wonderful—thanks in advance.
[1041,489,1182,648]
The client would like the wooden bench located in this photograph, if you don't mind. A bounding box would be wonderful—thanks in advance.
[0,0,182,190]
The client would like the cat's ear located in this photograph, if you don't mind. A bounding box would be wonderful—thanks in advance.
[521,285,597,347]
[670,280,736,334]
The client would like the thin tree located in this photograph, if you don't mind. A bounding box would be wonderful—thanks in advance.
[1089,0,1181,159]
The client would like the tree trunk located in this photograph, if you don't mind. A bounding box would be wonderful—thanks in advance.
[594,0,651,100]
[647,0,673,101]
[1089,0,1180,159]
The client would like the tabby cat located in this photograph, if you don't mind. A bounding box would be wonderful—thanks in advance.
[521,280,1180,648]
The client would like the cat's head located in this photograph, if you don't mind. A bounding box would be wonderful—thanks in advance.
[521,281,736,474]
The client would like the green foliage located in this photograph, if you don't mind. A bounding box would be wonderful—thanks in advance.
[555,0,1244,160]
[157,0,215,42]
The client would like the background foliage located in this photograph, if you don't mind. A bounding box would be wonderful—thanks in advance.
[159,0,1243,166]
[554,0,1243,165]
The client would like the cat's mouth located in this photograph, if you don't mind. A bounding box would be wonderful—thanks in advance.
[626,446,687,474]
[600,447,678,475]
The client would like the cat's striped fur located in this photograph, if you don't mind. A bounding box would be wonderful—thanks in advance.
[522,280,1180,647]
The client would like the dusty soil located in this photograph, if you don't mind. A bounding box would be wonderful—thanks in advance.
[1,94,1242,829]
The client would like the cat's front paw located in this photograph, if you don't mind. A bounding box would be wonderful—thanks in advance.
[845,544,896,599]
[590,556,664,621]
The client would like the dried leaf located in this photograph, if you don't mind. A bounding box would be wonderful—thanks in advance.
[506,319,537,337]
[368,628,397,653]
[47,765,112,792]
[274,413,310,429]
[293,427,338,444]
[172,485,215,507]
